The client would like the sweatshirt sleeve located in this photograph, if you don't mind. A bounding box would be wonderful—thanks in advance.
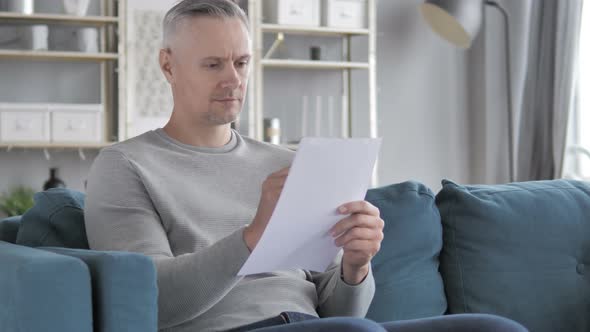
[312,251,376,318]
[84,149,251,329]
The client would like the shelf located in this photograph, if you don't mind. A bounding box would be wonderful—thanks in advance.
[261,59,369,70]
[0,142,113,149]
[260,24,369,36]
[0,49,118,61]
[0,12,118,26]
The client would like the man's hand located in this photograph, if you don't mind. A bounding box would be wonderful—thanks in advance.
[243,167,289,251]
[331,201,384,285]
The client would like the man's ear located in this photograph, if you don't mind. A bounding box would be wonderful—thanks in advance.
[159,48,174,84]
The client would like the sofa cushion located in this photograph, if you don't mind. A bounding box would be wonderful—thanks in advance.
[0,216,21,243]
[16,188,89,249]
[365,181,447,322]
[42,247,158,332]
[436,179,590,332]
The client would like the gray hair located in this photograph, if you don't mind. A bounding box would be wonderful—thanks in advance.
[162,0,249,48]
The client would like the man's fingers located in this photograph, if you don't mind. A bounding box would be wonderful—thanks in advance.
[331,214,384,237]
[342,239,381,253]
[334,227,382,247]
[338,200,380,217]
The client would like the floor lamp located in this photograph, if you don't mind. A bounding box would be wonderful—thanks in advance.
[420,0,515,182]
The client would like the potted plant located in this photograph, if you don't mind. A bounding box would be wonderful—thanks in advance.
[0,187,35,217]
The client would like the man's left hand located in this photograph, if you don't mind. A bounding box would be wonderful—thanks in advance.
[331,200,384,285]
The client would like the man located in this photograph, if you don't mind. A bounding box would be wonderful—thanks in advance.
[85,1,527,331]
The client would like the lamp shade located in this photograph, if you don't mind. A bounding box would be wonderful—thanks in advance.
[420,0,484,49]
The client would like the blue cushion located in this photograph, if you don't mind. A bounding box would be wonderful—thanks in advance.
[42,247,158,332]
[0,241,92,332]
[365,181,447,321]
[0,216,21,243]
[436,179,590,332]
[16,188,89,249]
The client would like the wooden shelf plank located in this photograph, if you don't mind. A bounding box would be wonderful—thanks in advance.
[261,24,369,36]
[0,142,114,149]
[0,49,118,61]
[0,11,118,25]
[261,59,369,70]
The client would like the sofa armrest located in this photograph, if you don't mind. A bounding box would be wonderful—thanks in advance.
[0,216,21,243]
[0,241,92,332]
[42,247,158,332]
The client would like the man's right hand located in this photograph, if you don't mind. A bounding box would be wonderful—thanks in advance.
[243,167,290,251]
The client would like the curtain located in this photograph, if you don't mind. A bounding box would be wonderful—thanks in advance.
[467,0,582,183]
[515,0,583,181]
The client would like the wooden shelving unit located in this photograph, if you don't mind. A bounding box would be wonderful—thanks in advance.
[0,142,112,149]
[248,0,377,140]
[260,23,369,36]
[261,59,369,70]
[0,11,118,25]
[0,49,118,62]
[0,0,121,150]
[247,0,378,184]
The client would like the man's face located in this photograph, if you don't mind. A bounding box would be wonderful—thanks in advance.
[162,17,251,126]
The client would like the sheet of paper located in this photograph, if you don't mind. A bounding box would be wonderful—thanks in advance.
[238,137,382,275]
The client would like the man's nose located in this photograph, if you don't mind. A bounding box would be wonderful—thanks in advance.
[220,65,241,89]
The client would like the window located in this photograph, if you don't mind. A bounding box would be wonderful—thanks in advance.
[566,0,590,180]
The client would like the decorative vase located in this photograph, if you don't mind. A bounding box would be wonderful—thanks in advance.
[62,0,90,16]
[43,168,66,191]
[22,25,48,51]
[77,27,98,52]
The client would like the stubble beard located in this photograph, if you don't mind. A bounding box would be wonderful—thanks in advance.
[205,101,242,125]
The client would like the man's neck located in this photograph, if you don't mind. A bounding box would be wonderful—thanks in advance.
[162,118,232,148]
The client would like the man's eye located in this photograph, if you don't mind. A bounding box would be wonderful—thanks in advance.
[206,63,219,69]
[236,61,248,69]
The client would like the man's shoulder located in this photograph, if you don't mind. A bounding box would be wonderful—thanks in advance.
[100,130,159,159]
[239,133,295,157]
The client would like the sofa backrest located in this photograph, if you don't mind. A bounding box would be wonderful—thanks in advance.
[365,181,447,322]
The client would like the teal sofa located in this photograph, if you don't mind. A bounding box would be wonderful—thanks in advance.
[1,179,589,332]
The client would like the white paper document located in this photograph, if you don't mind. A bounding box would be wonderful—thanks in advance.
[238,137,382,276]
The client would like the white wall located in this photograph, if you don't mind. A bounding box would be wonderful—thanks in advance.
[0,0,474,201]
[373,0,471,190]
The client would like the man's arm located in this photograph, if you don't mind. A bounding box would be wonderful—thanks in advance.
[84,150,250,329]
[313,200,384,317]
[313,253,376,317]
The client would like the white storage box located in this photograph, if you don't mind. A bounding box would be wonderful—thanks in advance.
[322,0,366,29]
[50,103,103,143]
[0,103,50,142]
[263,0,320,26]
